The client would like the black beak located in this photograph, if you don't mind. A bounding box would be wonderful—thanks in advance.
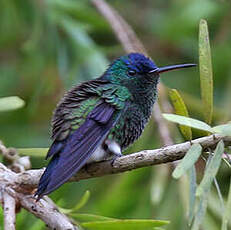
[149,63,196,75]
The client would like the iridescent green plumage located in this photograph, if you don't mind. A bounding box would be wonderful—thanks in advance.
[51,80,131,144]
[36,53,196,200]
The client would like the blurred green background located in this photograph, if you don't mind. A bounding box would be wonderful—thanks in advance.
[0,0,230,229]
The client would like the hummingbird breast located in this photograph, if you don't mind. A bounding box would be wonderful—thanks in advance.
[111,84,158,149]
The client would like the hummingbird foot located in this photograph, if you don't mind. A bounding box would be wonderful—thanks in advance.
[110,151,123,167]
[113,152,123,158]
[110,154,123,166]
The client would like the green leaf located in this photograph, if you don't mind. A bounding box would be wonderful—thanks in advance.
[192,153,213,230]
[71,190,91,212]
[196,141,224,197]
[71,213,115,223]
[212,124,231,136]
[61,18,108,78]
[199,19,213,124]
[222,157,231,168]
[81,219,169,230]
[172,144,202,179]
[213,177,225,212]
[151,166,169,205]
[208,191,230,226]
[192,193,209,230]
[162,114,212,132]
[192,141,224,230]
[17,148,48,157]
[188,166,197,226]
[222,178,231,230]
[0,96,25,112]
[59,191,91,214]
[169,89,192,140]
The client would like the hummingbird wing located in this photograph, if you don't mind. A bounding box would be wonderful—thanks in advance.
[36,80,129,200]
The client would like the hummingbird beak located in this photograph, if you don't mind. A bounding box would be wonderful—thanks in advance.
[148,63,196,75]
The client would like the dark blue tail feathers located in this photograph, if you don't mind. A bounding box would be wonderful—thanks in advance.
[35,152,60,201]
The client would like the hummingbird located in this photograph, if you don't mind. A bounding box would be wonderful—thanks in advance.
[35,53,195,200]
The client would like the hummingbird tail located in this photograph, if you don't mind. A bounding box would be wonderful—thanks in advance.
[35,153,60,201]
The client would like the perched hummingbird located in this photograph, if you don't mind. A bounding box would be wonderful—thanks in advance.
[35,53,195,200]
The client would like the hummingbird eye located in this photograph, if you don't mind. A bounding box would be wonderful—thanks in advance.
[128,69,137,76]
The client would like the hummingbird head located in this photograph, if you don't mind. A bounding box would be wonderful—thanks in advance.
[103,53,196,88]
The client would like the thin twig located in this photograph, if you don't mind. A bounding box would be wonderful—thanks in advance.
[92,0,146,54]
[153,103,173,146]
[2,190,16,230]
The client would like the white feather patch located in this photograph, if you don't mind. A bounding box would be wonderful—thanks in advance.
[86,139,122,164]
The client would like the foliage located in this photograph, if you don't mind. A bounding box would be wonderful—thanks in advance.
[0,96,25,112]
[198,19,213,125]
[172,144,202,179]
[169,89,192,140]
[162,15,231,230]
[0,0,231,230]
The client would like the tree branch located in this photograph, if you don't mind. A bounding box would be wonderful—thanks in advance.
[0,2,229,229]
[1,135,230,228]
[13,134,231,191]
[2,190,16,230]
[0,158,78,230]
[10,191,78,230]
[92,0,147,54]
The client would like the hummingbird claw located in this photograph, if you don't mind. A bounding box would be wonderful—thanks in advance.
[110,153,123,166]
[114,152,123,158]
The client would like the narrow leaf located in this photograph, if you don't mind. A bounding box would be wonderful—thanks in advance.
[162,114,212,132]
[151,166,169,205]
[72,190,90,212]
[212,124,231,136]
[178,175,189,215]
[192,193,209,230]
[199,19,213,124]
[222,76,231,122]
[81,219,169,230]
[71,213,115,223]
[188,166,197,226]
[192,143,224,230]
[0,96,25,112]
[208,191,229,226]
[222,177,231,230]
[192,152,213,230]
[17,148,48,157]
[222,158,231,168]
[59,190,91,214]
[173,144,202,179]
[213,178,225,212]
[196,141,224,197]
[169,89,192,140]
